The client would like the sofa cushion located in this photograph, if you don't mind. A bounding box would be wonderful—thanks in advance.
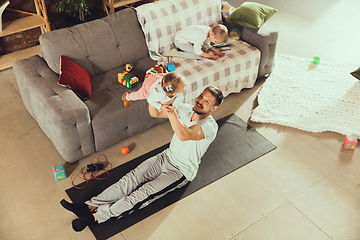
[227,2,277,29]
[136,0,222,58]
[58,56,92,99]
[40,8,149,77]
[84,57,162,151]
[174,39,260,104]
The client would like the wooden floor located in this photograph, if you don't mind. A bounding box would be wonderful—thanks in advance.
[0,0,359,239]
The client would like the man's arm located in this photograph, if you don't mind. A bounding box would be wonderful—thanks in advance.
[166,106,204,141]
[149,104,168,118]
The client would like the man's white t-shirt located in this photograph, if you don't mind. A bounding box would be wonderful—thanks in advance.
[165,103,218,181]
[175,25,212,56]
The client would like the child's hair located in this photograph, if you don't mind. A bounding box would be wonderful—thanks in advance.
[211,24,228,42]
[161,72,185,96]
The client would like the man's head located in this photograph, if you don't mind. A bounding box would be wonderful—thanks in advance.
[193,86,224,115]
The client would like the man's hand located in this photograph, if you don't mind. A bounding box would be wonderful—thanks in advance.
[165,105,177,118]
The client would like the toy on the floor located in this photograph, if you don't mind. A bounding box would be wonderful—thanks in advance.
[230,28,241,40]
[145,65,165,77]
[312,56,320,65]
[52,164,67,181]
[118,64,139,89]
[343,135,358,149]
[121,146,129,155]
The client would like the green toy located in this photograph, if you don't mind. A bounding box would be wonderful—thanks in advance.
[312,56,320,65]
[52,164,67,181]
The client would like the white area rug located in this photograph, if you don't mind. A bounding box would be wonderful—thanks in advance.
[250,54,360,137]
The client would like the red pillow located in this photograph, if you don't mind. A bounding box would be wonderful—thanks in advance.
[58,56,92,99]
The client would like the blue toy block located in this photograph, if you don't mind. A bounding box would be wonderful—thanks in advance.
[167,62,175,72]
[52,164,67,181]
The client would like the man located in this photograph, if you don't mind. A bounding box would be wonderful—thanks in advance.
[60,86,224,232]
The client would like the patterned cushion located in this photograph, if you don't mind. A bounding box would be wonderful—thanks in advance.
[136,0,222,56]
[174,40,260,104]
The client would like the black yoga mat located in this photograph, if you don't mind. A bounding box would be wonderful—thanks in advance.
[66,113,276,240]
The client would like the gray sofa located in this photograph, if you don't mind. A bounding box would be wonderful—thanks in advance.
[13,0,278,163]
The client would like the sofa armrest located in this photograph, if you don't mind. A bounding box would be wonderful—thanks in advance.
[224,19,278,78]
[241,24,278,78]
[13,55,95,162]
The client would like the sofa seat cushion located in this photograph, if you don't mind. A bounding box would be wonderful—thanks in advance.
[84,57,164,151]
[175,39,261,104]
[136,0,222,57]
[40,8,149,77]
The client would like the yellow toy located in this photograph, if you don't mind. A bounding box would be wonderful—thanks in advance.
[118,70,139,89]
[126,63,133,71]
[145,65,165,77]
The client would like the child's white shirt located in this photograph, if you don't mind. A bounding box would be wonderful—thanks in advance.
[175,25,212,56]
[147,78,184,110]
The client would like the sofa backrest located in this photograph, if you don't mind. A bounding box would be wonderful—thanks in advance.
[39,8,149,76]
[136,0,222,58]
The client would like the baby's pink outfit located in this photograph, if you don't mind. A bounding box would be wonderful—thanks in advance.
[130,73,166,100]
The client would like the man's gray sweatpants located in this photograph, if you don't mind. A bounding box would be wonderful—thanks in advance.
[85,151,188,223]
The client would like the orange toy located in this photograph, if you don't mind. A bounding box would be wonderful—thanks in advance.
[121,146,129,155]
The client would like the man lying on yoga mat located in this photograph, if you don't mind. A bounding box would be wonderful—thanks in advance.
[60,86,224,232]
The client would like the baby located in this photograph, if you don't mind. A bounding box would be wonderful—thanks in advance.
[122,72,186,110]
[174,24,228,60]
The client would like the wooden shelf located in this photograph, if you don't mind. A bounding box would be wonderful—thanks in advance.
[0,45,41,70]
[113,0,142,8]
[103,0,144,15]
[0,0,50,70]
[0,15,47,37]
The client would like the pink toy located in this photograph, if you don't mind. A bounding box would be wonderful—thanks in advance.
[52,164,67,181]
[343,135,358,149]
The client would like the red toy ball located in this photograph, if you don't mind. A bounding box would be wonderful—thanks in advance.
[121,146,129,155]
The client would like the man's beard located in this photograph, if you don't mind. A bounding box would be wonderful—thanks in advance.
[193,101,207,115]
[193,108,207,115]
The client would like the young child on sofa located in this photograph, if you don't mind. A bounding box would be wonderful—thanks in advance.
[122,72,186,110]
[173,24,228,60]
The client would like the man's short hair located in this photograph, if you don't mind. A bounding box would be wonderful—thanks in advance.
[205,86,224,106]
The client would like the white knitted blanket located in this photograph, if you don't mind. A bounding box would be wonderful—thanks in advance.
[250,54,360,137]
